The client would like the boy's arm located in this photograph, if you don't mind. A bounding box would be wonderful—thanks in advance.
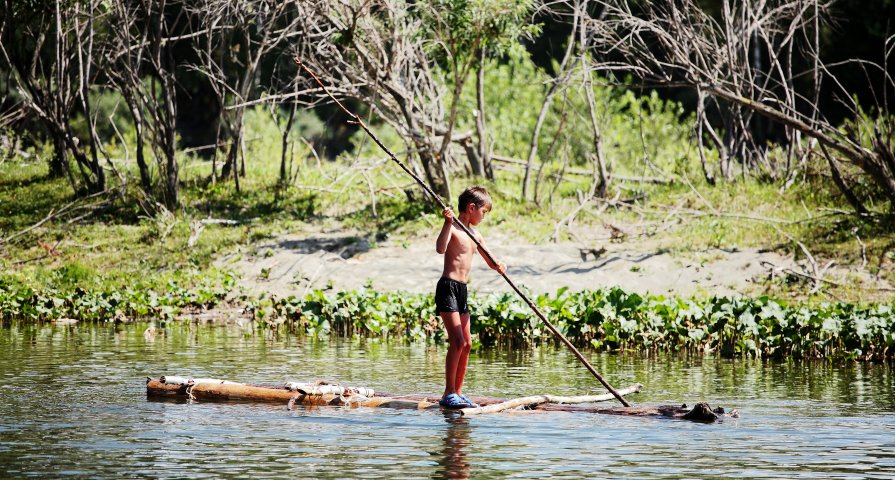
[435,207,454,254]
[476,232,506,274]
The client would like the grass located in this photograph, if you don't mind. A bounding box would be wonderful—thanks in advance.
[0,162,245,296]
[1,107,893,308]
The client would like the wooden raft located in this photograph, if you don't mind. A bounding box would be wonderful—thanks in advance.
[146,377,737,422]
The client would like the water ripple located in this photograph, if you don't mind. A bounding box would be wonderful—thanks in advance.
[1,322,893,478]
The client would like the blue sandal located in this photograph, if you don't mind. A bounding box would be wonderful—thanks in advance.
[439,393,472,409]
[457,393,480,408]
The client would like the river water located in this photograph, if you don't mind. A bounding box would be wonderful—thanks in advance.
[1,321,893,478]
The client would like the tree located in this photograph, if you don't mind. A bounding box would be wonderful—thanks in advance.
[105,0,185,210]
[292,0,451,198]
[188,0,300,192]
[0,0,107,194]
[420,0,537,191]
[587,0,895,212]
[291,0,537,201]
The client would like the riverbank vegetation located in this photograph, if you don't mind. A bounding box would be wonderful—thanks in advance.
[4,281,892,361]
[1,1,894,358]
[275,287,895,361]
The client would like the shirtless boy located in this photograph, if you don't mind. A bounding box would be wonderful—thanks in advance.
[435,186,506,409]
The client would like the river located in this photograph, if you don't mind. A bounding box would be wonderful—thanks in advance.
[1,322,893,478]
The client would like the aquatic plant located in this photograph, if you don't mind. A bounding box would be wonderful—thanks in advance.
[0,271,235,322]
[269,287,895,361]
[3,279,893,360]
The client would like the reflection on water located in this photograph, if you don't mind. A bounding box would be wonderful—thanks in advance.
[1,321,894,478]
[435,413,472,479]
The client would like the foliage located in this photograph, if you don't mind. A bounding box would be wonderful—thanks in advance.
[0,269,235,322]
[255,287,895,361]
[264,288,441,340]
[456,54,700,178]
[837,105,895,205]
[2,271,893,361]
[417,0,539,64]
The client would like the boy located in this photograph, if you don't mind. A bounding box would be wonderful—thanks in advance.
[435,186,506,409]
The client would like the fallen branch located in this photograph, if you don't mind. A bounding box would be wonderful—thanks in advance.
[760,260,845,289]
[11,239,64,266]
[760,259,895,295]
[200,218,248,226]
[773,227,828,293]
[811,260,836,295]
[1,190,109,245]
[461,383,643,416]
[594,198,797,225]
[188,220,205,248]
[552,191,618,243]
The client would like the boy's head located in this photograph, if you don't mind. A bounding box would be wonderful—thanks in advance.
[458,186,492,214]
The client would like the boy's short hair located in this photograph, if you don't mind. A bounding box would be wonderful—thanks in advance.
[458,186,492,211]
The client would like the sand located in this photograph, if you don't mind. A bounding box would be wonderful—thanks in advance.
[221,228,879,299]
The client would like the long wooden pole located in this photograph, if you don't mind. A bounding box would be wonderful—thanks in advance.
[294,59,632,407]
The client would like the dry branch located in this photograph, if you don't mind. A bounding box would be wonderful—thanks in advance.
[1,190,109,245]
[586,0,895,211]
[461,383,643,416]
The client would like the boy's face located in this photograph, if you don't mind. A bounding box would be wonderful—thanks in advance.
[465,202,491,226]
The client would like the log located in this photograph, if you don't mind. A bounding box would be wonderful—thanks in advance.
[146,378,431,410]
[358,397,436,410]
[146,377,737,422]
[490,155,672,184]
[461,383,643,416]
[527,402,740,421]
[147,379,335,405]
[544,402,740,422]
[146,378,185,396]
[190,382,337,405]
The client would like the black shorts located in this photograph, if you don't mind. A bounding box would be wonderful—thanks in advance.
[434,277,468,315]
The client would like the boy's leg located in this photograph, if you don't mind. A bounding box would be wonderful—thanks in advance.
[441,311,466,397]
[454,313,472,395]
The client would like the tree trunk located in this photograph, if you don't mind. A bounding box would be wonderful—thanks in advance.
[474,47,489,179]
[50,133,77,190]
[696,89,716,185]
[130,102,152,192]
[435,67,468,201]
[418,148,448,200]
[280,100,297,184]
[157,0,179,210]
[461,139,483,178]
[820,144,868,215]
[579,10,608,197]
[49,134,69,179]
[161,84,179,210]
[522,6,580,201]
[74,0,105,193]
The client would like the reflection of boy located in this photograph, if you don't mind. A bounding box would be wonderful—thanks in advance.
[435,415,471,479]
[434,186,506,409]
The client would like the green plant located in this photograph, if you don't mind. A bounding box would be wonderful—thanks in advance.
[257,286,895,361]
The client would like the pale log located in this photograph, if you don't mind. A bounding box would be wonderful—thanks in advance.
[461,383,643,416]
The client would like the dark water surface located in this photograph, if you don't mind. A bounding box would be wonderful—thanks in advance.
[1,322,894,479]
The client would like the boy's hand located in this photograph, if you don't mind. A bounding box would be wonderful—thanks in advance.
[495,260,506,274]
[442,207,454,222]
